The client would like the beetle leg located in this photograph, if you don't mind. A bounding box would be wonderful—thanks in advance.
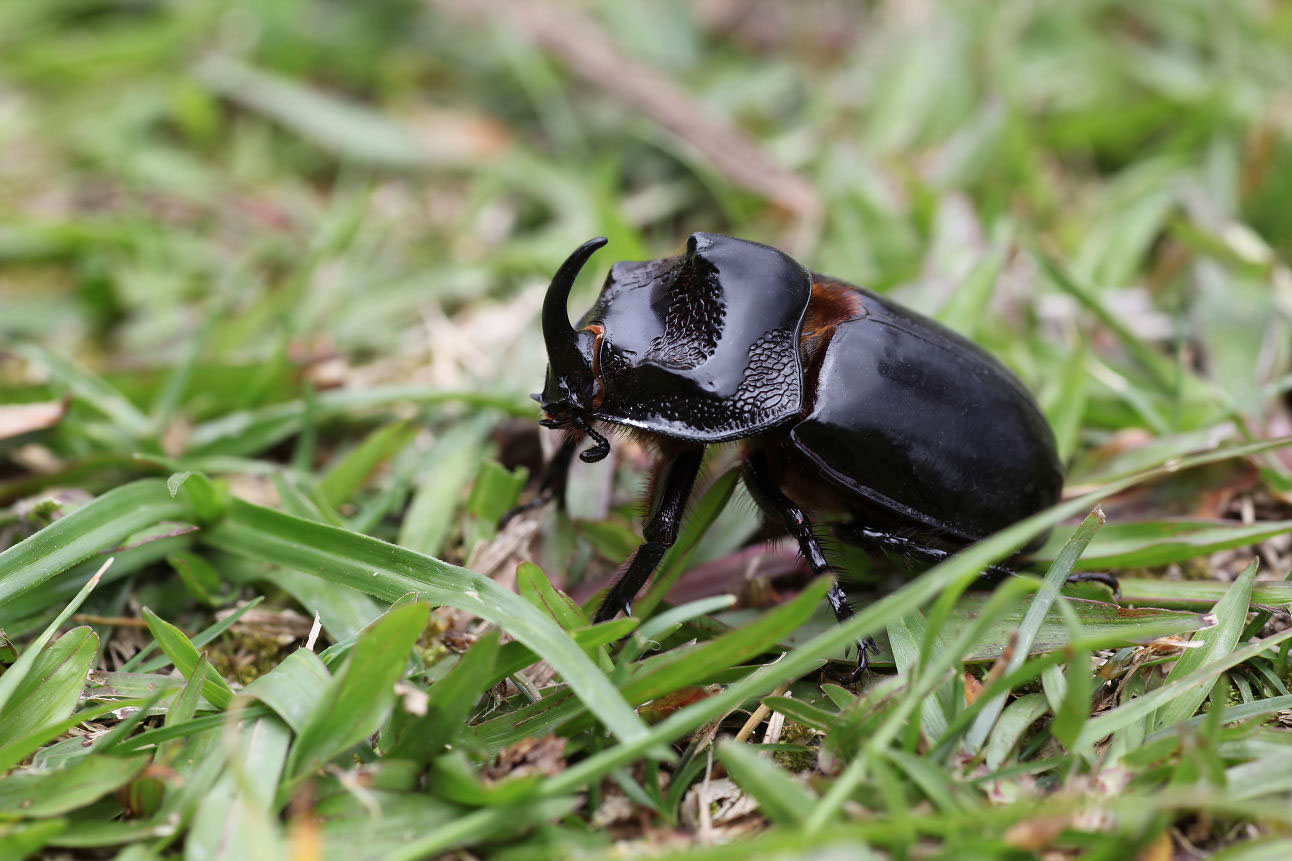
[842,526,1018,581]
[498,434,581,529]
[592,446,705,623]
[843,526,1122,601]
[1061,570,1122,600]
[742,451,879,676]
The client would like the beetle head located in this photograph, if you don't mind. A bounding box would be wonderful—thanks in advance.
[537,236,612,462]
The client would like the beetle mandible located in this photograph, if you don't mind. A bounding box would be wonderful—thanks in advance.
[513,232,1065,669]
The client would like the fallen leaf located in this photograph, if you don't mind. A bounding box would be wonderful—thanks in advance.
[0,400,66,440]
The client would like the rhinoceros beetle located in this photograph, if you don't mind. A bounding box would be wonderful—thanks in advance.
[509,232,1077,671]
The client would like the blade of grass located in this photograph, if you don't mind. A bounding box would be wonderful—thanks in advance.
[15,342,151,438]
[124,595,265,673]
[0,753,149,817]
[241,648,331,733]
[1034,519,1292,569]
[0,558,109,716]
[398,417,491,558]
[1076,627,1292,751]
[1152,560,1258,729]
[0,627,98,745]
[285,603,430,782]
[717,740,817,826]
[317,420,419,508]
[202,495,650,744]
[965,507,1105,750]
[384,630,501,759]
[1050,600,1093,750]
[0,481,186,607]
[983,693,1050,770]
[141,608,235,710]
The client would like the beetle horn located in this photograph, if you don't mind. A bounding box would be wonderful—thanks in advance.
[543,237,607,371]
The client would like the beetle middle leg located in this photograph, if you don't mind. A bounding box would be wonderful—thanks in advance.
[838,525,1121,598]
[592,445,705,623]
[742,449,879,677]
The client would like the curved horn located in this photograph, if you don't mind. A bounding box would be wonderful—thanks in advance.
[543,237,607,370]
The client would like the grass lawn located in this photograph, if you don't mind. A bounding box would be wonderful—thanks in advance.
[4,0,1292,857]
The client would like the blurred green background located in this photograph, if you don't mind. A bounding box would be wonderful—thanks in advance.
[4,0,1290,421]
[5,2,1292,858]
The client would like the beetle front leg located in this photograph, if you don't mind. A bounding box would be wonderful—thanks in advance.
[499,434,581,529]
[592,446,705,623]
[742,451,878,678]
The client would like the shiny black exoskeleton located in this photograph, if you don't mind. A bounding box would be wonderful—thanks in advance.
[514,233,1066,670]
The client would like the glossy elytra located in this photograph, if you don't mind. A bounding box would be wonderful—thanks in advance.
[511,232,1071,673]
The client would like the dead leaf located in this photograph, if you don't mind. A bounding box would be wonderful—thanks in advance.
[1137,830,1173,861]
[483,734,567,783]
[0,400,66,440]
[1004,817,1067,852]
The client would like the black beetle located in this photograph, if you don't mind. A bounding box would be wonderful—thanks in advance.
[512,232,1069,669]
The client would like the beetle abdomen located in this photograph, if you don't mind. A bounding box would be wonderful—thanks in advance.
[788,278,1063,544]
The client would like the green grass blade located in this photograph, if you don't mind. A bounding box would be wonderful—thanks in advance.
[516,561,587,629]
[0,754,149,817]
[141,608,235,710]
[0,627,98,744]
[1040,342,1090,463]
[0,558,109,716]
[966,507,1104,750]
[0,700,148,774]
[15,343,151,438]
[202,496,650,744]
[1152,559,1258,729]
[1050,601,1093,750]
[317,420,419,508]
[397,417,491,558]
[241,648,331,733]
[1035,519,1292,569]
[385,630,501,759]
[1076,627,1292,750]
[887,609,951,742]
[983,693,1050,770]
[0,481,187,607]
[717,740,817,826]
[285,602,429,780]
[186,715,291,860]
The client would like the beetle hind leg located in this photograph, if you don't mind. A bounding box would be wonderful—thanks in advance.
[742,450,879,677]
[838,524,1122,599]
